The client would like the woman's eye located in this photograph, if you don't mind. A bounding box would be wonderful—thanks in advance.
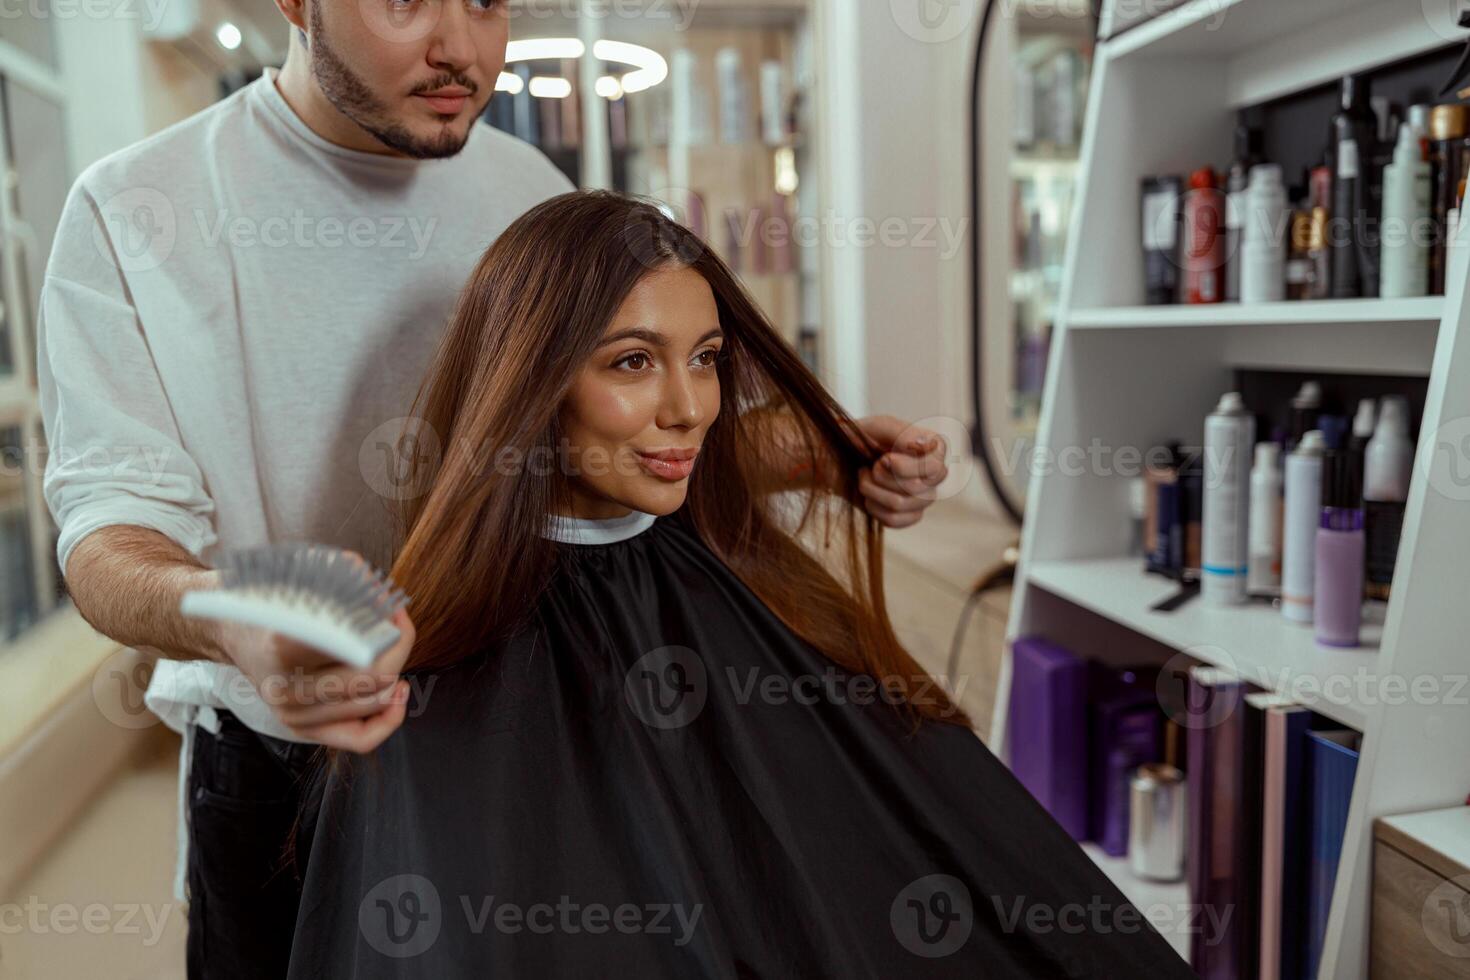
[616,352,651,371]
[468,0,500,9]
[695,348,721,368]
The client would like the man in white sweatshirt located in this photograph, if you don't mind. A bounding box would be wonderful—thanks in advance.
[36,1,951,977]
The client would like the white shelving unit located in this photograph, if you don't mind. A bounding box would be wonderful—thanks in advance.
[1082,842,1191,959]
[1027,558,1383,731]
[1065,296,1443,329]
[987,1,1470,977]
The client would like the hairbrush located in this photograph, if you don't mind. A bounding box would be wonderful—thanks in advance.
[179,542,410,670]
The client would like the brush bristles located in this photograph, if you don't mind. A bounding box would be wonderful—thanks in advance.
[214,543,411,636]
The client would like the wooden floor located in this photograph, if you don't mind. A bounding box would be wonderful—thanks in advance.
[880,497,1017,741]
[0,498,1016,979]
[0,736,189,980]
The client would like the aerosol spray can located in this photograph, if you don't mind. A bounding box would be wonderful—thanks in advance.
[1183,167,1226,304]
[1381,121,1432,298]
[1247,442,1283,595]
[1282,430,1327,624]
[1202,392,1255,604]
[1224,116,1264,303]
[1240,164,1288,303]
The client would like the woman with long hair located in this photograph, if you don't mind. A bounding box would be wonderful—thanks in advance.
[284,191,1192,977]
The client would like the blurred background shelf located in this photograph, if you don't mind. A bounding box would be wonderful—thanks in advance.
[1067,296,1445,329]
[489,0,823,362]
[992,1,1470,976]
[1106,0,1458,107]
[1027,557,1379,730]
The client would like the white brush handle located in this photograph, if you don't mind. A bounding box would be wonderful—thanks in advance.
[180,591,399,671]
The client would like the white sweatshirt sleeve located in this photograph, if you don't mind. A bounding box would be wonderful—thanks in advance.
[36,178,219,578]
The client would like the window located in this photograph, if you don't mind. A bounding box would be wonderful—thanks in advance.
[0,36,71,643]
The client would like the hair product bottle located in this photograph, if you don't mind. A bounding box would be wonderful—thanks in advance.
[1048,50,1081,148]
[1130,476,1149,559]
[723,208,745,273]
[1363,396,1413,601]
[1225,117,1265,302]
[1143,176,1183,304]
[1328,74,1382,299]
[760,61,788,146]
[717,47,749,145]
[1315,449,1365,647]
[1330,137,1364,297]
[1428,103,1468,294]
[1306,166,1333,298]
[1240,165,1287,303]
[1183,168,1226,303]
[1408,104,1431,148]
[1452,170,1467,244]
[1248,442,1283,595]
[1286,189,1314,300]
[1282,430,1327,624]
[1289,381,1323,449]
[1202,392,1255,604]
[1381,122,1433,298]
[1146,449,1182,578]
[1349,398,1377,454]
[1318,413,1349,451]
[1180,452,1204,579]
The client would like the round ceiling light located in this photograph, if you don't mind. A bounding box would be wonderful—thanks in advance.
[497,37,668,99]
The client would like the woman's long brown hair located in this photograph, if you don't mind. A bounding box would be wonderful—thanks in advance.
[285,190,969,878]
[387,189,968,730]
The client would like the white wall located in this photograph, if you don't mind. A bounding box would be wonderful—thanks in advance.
[56,17,220,177]
[139,42,223,137]
[816,0,1000,516]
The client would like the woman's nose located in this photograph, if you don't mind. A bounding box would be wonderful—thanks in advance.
[657,367,705,429]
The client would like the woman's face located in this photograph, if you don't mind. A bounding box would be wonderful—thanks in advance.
[558,265,724,519]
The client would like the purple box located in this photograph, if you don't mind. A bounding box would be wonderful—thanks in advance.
[1087,665,1163,856]
[1005,637,1089,839]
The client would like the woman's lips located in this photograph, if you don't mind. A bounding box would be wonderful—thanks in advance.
[636,451,698,481]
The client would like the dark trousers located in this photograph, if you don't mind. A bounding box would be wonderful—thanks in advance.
[185,709,320,979]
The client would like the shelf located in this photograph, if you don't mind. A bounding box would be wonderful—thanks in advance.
[1103,0,1460,107]
[1108,0,1418,60]
[1008,3,1470,974]
[1025,557,1380,730]
[1066,297,1444,330]
[1080,842,1191,960]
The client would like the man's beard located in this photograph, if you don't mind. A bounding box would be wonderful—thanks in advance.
[307,2,473,159]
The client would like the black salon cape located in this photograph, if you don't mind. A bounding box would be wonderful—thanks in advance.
[286,510,1193,979]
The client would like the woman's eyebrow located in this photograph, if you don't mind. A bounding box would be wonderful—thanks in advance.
[598,326,724,347]
[599,326,667,347]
